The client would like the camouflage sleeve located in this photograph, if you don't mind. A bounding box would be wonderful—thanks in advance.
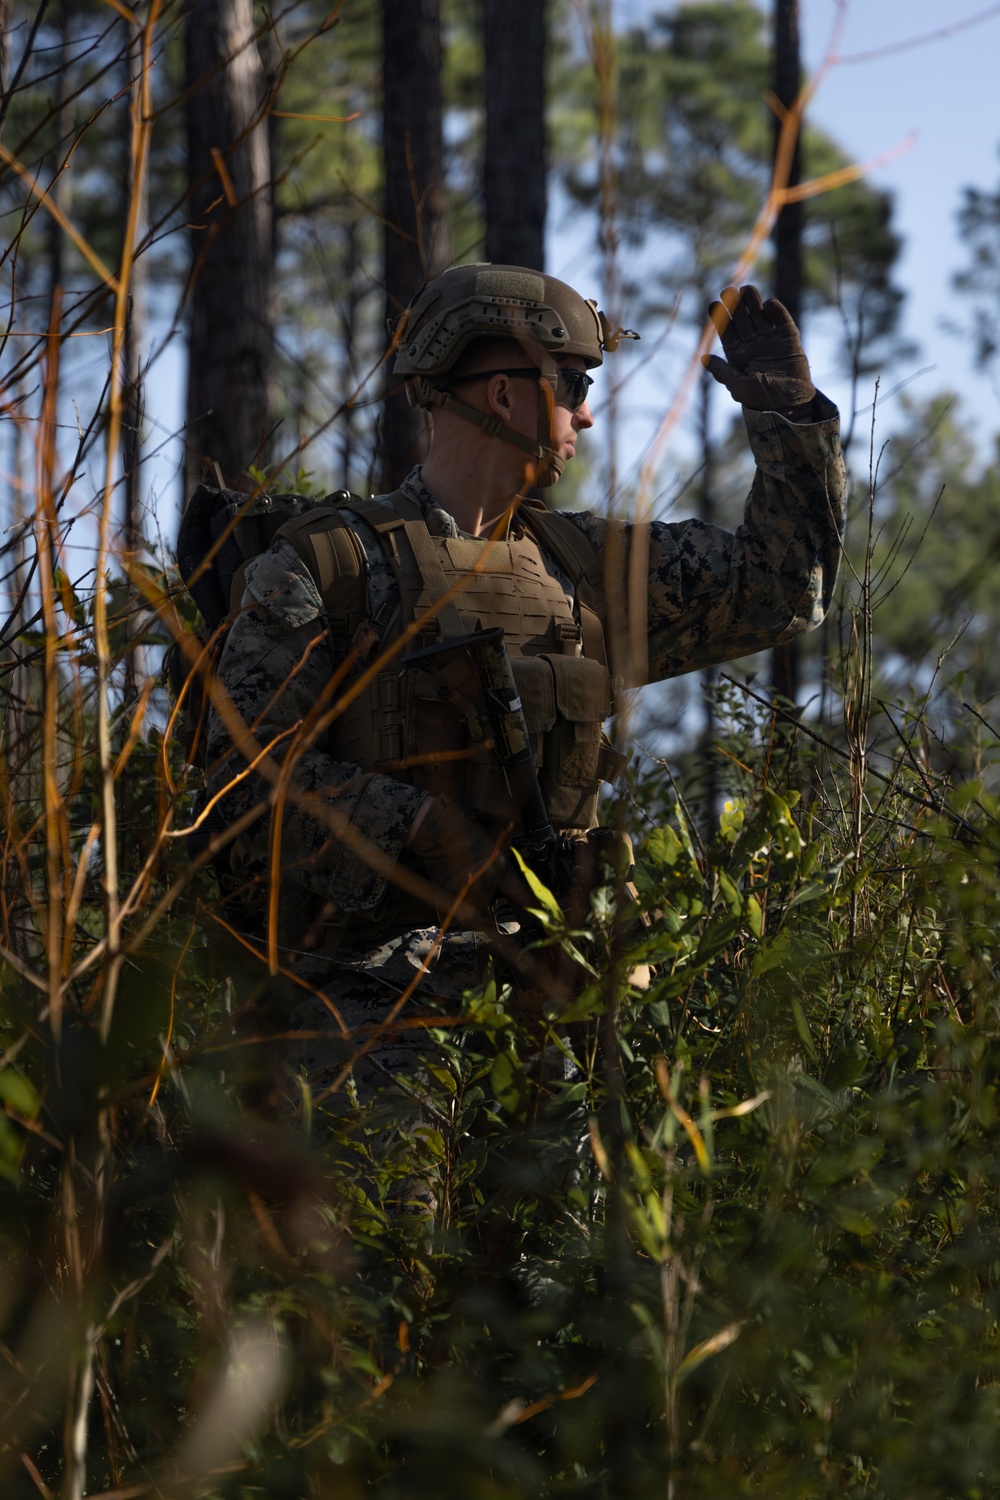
[565,393,846,682]
[206,538,426,913]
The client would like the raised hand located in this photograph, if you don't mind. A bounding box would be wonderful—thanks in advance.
[702,284,816,419]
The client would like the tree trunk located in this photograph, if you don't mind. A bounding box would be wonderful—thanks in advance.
[46,8,69,332]
[185,0,273,497]
[483,0,546,270]
[119,9,151,702]
[0,0,11,101]
[771,0,802,707]
[4,373,32,939]
[380,0,449,492]
[121,11,146,556]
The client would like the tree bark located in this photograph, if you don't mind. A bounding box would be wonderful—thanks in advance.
[380,0,449,492]
[184,0,273,497]
[484,0,546,270]
[0,0,11,101]
[119,10,148,701]
[771,0,802,707]
[46,8,68,333]
[121,11,146,556]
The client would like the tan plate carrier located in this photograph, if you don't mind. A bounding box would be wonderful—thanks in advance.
[275,490,626,840]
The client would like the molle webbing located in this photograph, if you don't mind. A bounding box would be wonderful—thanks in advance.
[317,502,618,832]
[399,519,468,638]
[272,494,622,821]
[273,491,614,669]
[519,504,607,613]
[518,505,612,674]
[391,523,580,655]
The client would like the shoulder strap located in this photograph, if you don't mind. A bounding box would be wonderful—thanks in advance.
[518,503,607,615]
[349,490,466,639]
[518,502,619,675]
[348,489,424,529]
[273,506,368,646]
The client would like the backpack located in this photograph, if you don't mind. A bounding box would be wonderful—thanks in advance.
[168,483,358,768]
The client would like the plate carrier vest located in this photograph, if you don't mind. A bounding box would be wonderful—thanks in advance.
[273,489,625,840]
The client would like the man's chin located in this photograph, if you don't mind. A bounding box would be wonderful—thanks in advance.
[548,445,579,480]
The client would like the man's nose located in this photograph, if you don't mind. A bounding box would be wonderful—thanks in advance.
[573,399,595,431]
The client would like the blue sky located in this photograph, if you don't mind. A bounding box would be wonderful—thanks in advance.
[541,0,1000,518]
[798,0,1000,436]
[595,0,1000,475]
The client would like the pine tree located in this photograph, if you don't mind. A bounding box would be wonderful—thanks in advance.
[380,0,449,491]
[484,0,547,269]
[184,0,273,494]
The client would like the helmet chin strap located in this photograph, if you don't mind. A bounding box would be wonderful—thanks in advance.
[412,378,566,488]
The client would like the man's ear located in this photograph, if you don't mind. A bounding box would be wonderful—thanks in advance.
[485,373,514,423]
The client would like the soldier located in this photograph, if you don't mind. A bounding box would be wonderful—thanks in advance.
[205,265,846,1100]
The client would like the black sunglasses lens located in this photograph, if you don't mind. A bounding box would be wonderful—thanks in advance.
[559,370,593,409]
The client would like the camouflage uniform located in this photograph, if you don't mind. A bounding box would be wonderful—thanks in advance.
[207,396,846,1095]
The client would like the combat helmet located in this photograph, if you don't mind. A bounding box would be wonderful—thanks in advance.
[392,263,636,484]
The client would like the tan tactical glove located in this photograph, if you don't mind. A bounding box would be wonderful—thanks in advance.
[408,796,532,923]
[702,284,816,420]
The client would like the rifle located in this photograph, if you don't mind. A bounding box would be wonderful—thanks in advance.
[402,626,640,946]
[400,626,559,885]
[401,628,645,1012]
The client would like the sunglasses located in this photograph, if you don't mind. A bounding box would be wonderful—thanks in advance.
[446,366,594,412]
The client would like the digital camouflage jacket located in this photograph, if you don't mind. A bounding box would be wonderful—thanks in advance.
[205,396,846,972]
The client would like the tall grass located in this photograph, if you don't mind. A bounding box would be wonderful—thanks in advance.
[2,7,998,1498]
[3,386,1000,1495]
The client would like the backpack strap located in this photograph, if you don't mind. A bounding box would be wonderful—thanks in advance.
[348,489,424,529]
[273,506,368,648]
[273,489,443,655]
[346,491,467,640]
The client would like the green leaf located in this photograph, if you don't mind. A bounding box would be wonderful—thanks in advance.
[0,1071,38,1119]
[790,994,818,1060]
[676,1322,743,1381]
[717,869,742,917]
[745,893,764,937]
[719,797,745,844]
[54,567,88,627]
[763,788,805,861]
[423,1062,458,1094]
[673,808,699,862]
[557,982,605,1023]
[694,914,738,966]
[0,1117,23,1182]
[826,1045,867,1091]
[645,825,685,869]
[490,1048,529,1118]
[411,1126,446,1160]
[752,930,792,975]
[511,848,562,920]
[831,1204,877,1237]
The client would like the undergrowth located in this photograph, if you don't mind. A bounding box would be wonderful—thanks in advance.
[4,633,1000,1498]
